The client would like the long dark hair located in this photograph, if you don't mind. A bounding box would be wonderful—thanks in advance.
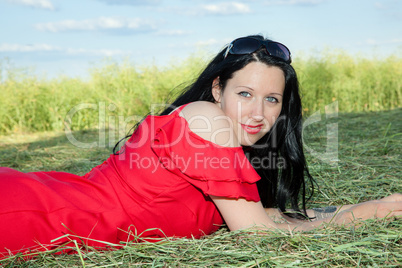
[117,34,315,219]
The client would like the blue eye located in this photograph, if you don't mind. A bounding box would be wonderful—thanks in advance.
[239,91,251,97]
[266,97,278,103]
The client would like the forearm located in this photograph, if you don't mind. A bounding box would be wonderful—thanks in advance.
[265,205,353,221]
[275,218,329,232]
[265,208,349,232]
[308,204,354,220]
[264,205,356,229]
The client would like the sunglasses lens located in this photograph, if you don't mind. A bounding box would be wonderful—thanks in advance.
[226,37,291,63]
[230,38,261,54]
[266,42,291,62]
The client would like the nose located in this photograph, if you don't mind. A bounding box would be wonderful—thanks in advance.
[250,101,264,121]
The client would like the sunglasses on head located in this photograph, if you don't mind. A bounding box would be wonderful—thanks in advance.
[223,37,292,63]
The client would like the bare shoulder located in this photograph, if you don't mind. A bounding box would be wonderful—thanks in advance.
[180,101,240,147]
[179,101,223,117]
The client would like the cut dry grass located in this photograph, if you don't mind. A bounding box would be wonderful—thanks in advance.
[1,223,401,267]
[0,108,401,267]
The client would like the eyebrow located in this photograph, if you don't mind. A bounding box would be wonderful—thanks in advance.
[270,92,283,96]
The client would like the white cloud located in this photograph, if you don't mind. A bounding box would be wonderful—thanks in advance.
[0,43,130,57]
[6,0,55,10]
[264,0,324,6]
[35,17,156,33]
[199,2,251,15]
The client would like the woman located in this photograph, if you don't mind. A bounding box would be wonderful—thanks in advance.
[0,35,400,255]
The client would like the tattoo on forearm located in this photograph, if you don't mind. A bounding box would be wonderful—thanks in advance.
[312,206,338,220]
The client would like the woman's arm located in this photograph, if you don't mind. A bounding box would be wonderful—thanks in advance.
[211,193,402,232]
[264,204,355,223]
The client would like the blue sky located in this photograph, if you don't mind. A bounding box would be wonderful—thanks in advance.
[1,0,401,79]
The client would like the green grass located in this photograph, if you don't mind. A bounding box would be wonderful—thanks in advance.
[0,51,401,134]
[0,108,401,267]
[0,56,203,134]
[296,51,402,114]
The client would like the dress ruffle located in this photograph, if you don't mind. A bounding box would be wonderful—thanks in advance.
[150,115,261,202]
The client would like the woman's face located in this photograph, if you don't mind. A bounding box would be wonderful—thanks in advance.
[212,61,285,146]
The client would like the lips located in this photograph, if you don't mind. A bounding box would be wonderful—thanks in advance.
[241,123,263,134]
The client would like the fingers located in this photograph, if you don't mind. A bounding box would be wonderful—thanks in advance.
[373,201,402,218]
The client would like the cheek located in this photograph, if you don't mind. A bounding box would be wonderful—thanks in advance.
[274,107,282,119]
[267,106,282,124]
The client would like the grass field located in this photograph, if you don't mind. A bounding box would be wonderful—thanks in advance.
[0,108,401,267]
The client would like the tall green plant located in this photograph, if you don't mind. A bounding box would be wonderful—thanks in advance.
[294,51,402,114]
[0,51,400,134]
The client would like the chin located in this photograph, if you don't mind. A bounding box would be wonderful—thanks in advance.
[240,134,267,147]
[240,139,258,147]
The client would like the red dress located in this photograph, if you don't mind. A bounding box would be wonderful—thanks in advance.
[0,105,260,255]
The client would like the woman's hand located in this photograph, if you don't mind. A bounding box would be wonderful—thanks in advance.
[333,193,402,225]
